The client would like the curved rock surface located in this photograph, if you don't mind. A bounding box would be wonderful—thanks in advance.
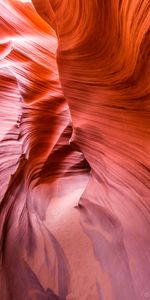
[0,1,150,299]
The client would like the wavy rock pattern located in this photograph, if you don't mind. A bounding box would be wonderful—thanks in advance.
[0,0,150,299]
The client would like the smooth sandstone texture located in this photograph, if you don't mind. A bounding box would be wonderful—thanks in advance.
[0,1,150,299]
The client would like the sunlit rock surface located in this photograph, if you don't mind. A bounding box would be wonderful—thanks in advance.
[0,1,150,299]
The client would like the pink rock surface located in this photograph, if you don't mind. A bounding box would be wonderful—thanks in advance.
[0,1,150,299]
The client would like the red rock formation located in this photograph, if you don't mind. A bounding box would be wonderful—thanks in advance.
[0,0,150,299]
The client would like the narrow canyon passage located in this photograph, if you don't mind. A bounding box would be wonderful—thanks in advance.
[0,1,150,299]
